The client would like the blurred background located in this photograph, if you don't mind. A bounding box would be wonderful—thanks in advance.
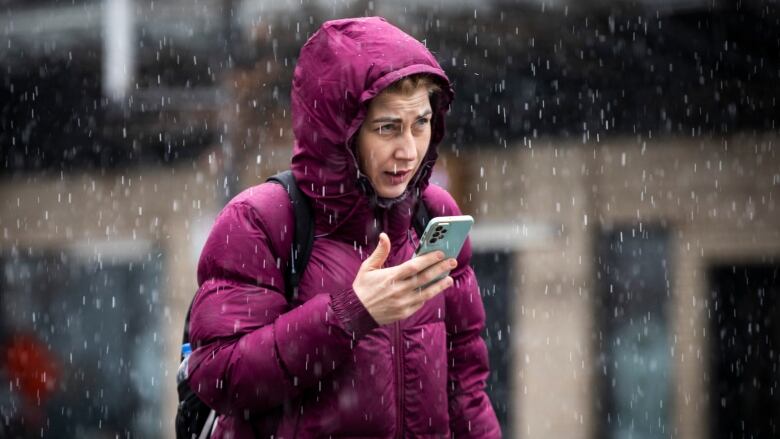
[1,0,778,437]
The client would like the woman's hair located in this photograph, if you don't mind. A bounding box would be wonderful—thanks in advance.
[384,73,442,97]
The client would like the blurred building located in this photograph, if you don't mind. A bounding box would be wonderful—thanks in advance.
[1,0,778,438]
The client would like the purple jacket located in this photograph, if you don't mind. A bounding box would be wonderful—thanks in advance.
[189,17,500,438]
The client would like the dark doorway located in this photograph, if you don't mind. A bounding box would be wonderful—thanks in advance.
[472,250,514,436]
[709,264,780,439]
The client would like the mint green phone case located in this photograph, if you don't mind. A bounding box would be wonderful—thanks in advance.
[414,215,474,286]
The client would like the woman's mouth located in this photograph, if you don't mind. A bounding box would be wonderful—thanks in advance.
[386,170,411,185]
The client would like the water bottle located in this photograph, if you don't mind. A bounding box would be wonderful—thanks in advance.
[176,342,192,384]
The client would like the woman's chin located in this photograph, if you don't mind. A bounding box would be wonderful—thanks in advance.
[376,185,407,199]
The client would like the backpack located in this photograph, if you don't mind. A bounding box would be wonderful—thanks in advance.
[174,170,431,439]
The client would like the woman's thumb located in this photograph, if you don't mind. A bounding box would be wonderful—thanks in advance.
[364,232,390,269]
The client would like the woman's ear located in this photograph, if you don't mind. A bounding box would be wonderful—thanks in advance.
[349,129,365,175]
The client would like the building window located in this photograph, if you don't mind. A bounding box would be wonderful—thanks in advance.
[595,226,672,439]
[472,250,514,435]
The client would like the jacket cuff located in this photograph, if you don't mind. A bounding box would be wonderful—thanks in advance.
[330,287,378,339]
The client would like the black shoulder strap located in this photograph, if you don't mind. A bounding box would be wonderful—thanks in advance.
[181,170,313,355]
[413,197,430,239]
[266,170,314,301]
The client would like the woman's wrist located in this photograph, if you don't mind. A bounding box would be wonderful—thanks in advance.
[330,287,379,338]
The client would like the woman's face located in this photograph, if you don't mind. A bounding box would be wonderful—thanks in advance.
[356,87,433,198]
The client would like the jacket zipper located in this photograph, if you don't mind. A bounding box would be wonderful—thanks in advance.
[379,209,405,438]
[394,321,404,439]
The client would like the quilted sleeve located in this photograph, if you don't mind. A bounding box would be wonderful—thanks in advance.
[186,184,377,416]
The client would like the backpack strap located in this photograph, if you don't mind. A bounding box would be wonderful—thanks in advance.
[412,198,430,240]
[265,170,314,301]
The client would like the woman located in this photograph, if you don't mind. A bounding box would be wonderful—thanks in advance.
[189,17,500,438]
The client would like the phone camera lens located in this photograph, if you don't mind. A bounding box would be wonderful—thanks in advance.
[429,238,437,244]
[435,226,443,232]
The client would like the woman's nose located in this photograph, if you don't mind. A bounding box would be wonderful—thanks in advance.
[394,130,417,161]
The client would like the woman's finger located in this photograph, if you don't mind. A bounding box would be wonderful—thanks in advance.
[399,258,457,290]
[403,275,453,311]
[394,250,445,278]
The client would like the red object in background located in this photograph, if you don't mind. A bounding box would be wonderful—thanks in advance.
[5,333,59,402]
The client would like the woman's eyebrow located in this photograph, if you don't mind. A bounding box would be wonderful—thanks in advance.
[370,109,432,124]
[370,116,402,124]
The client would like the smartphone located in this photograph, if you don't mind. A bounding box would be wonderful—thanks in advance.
[414,215,474,287]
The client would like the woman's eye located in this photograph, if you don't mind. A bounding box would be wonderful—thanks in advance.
[416,118,431,126]
[377,124,396,134]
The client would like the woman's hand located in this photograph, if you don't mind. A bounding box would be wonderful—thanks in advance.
[352,232,457,326]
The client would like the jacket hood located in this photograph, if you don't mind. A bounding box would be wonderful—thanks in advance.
[290,17,453,241]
